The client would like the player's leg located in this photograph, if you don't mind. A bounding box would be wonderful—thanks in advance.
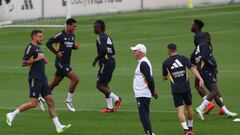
[105,84,122,112]
[43,79,71,133]
[206,83,237,117]
[48,75,64,91]
[6,78,40,126]
[44,95,71,133]
[136,97,153,135]
[194,78,215,114]
[184,91,194,134]
[65,70,79,112]
[173,93,191,134]
[6,98,38,126]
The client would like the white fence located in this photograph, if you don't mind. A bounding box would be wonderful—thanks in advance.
[0,0,239,21]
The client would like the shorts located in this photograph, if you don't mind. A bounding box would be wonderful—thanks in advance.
[201,71,217,86]
[97,59,115,84]
[172,91,192,107]
[28,78,52,98]
[55,62,72,77]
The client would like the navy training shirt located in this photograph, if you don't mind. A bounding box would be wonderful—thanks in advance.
[162,55,193,94]
[23,43,47,80]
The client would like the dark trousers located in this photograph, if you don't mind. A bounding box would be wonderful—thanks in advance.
[136,97,152,135]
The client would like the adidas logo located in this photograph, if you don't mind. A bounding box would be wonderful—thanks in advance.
[171,59,183,69]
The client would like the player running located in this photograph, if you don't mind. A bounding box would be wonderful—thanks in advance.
[190,19,219,115]
[6,30,71,133]
[46,18,80,112]
[92,20,122,113]
[162,43,203,135]
[194,32,237,120]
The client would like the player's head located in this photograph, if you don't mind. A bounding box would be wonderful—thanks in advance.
[66,18,77,33]
[201,32,211,44]
[94,20,105,34]
[191,19,204,32]
[167,43,177,56]
[131,44,146,60]
[31,30,43,45]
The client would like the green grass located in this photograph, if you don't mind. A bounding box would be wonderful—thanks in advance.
[0,4,240,135]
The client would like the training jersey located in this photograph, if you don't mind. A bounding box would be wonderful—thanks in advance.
[162,55,193,94]
[95,32,115,64]
[46,30,76,65]
[194,42,217,73]
[133,57,155,98]
[23,43,47,80]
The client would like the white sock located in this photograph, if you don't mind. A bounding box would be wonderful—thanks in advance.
[106,98,113,109]
[198,99,209,111]
[219,97,223,102]
[221,106,230,114]
[109,92,119,102]
[203,95,207,100]
[52,117,63,129]
[66,92,73,102]
[181,122,189,130]
[11,108,20,118]
[187,120,193,128]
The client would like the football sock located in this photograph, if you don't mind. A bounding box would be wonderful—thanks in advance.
[66,92,73,102]
[106,98,113,109]
[52,117,62,129]
[181,122,189,130]
[203,95,207,100]
[187,120,193,128]
[198,99,209,111]
[109,92,119,102]
[12,108,20,118]
[221,106,230,113]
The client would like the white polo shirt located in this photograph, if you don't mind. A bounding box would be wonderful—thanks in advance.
[133,56,153,98]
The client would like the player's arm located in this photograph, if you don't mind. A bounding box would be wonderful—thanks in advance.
[140,62,158,99]
[92,37,107,66]
[162,62,168,80]
[72,35,80,50]
[190,50,196,65]
[22,54,46,66]
[46,32,63,57]
[186,57,204,87]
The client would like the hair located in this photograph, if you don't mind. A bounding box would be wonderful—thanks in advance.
[167,43,177,51]
[194,19,204,29]
[66,18,77,25]
[31,30,42,38]
[95,19,106,31]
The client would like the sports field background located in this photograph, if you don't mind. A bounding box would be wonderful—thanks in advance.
[0,4,240,135]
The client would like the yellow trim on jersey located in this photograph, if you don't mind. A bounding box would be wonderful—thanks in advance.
[55,42,60,51]
[105,54,108,60]
[166,68,174,84]
[201,61,205,69]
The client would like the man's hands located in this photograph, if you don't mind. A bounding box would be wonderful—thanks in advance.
[56,51,64,58]
[199,78,204,88]
[92,60,97,67]
[152,90,158,99]
[74,44,80,50]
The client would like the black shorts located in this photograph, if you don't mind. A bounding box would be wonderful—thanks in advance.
[55,62,72,77]
[28,78,52,98]
[97,59,115,84]
[172,91,192,107]
[201,71,217,86]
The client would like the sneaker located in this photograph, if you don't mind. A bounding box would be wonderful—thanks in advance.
[226,112,238,118]
[114,97,122,112]
[100,108,114,113]
[216,108,225,115]
[38,97,45,112]
[205,102,215,115]
[6,113,14,126]
[188,127,193,132]
[65,101,76,112]
[56,124,71,133]
[184,130,194,135]
[195,107,204,120]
